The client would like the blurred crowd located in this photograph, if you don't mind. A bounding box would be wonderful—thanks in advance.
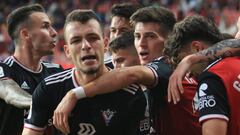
[0,0,239,68]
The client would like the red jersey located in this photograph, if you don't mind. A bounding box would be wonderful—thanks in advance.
[168,76,201,135]
[198,57,240,135]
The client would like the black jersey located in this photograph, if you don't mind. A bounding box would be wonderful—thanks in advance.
[197,57,240,134]
[0,56,63,135]
[25,68,147,135]
[145,56,172,134]
[146,57,201,135]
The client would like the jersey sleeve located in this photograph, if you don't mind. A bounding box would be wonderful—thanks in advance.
[0,63,12,80]
[24,81,53,131]
[145,58,172,97]
[197,71,229,124]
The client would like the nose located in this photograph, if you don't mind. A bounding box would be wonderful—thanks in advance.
[50,27,57,38]
[81,39,91,51]
[111,31,120,40]
[136,36,147,48]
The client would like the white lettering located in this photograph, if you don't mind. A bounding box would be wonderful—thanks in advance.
[233,80,240,92]
[139,118,150,132]
[199,96,216,110]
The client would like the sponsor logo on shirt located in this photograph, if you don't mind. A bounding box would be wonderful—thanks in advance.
[21,81,30,89]
[78,123,96,135]
[139,118,150,132]
[192,93,199,112]
[233,74,240,92]
[0,66,4,77]
[198,83,216,110]
[101,109,116,126]
[199,83,207,97]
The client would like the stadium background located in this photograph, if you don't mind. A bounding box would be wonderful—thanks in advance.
[0,0,239,68]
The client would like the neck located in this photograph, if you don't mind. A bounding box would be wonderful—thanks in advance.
[74,66,109,86]
[14,45,42,72]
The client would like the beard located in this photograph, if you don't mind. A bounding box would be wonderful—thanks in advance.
[76,66,100,75]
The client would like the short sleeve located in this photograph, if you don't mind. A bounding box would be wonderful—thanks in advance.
[197,72,229,124]
[0,63,12,80]
[24,81,53,131]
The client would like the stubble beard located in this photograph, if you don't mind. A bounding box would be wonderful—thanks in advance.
[76,66,100,75]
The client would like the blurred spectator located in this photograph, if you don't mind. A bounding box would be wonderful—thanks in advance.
[0,0,239,66]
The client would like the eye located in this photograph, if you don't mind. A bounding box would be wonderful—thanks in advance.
[134,34,140,40]
[115,57,125,63]
[70,39,81,45]
[146,34,156,39]
[110,28,116,33]
[42,23,50,29]
[119,28,129,33]
[87,35,100,43]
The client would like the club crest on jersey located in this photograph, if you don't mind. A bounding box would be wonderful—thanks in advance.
[0,66,4,77]
[101,109,116,126]
[21,81,30,89]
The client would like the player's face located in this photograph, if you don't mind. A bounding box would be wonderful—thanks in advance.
[64,19,106,74]
[112,47,140,68]
[27,12,57,56]
[110,16,132,40]
[134,22,165,65]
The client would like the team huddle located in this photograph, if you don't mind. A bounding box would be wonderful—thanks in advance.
[0,2,240,135]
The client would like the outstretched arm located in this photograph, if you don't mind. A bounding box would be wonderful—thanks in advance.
[168,38,240,104]
[53,65,155,134]
[0,78,32,108]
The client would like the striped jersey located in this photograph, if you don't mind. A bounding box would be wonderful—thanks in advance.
[0,56,63,135]
[25,68,147,135]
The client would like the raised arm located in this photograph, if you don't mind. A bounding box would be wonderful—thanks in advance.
[168,39,240,103]
[0,79,32,108]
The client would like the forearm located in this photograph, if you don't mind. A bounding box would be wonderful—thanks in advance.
[84,66,154,97]
[0,79,32,108]
[194,39,240,63]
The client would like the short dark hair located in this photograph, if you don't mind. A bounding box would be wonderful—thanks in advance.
[64,9,103,38]
[111,3,141,19]
[164,15,222,64]
[7,4,45,42]
[109,30,135,53]
[130,6,176,37]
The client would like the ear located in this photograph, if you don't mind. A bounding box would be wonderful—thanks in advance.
[190,41,205,53]
[103,37,109,53]
[20,28,30,40]
[64,44,71,59]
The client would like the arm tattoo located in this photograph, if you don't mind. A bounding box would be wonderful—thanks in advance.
[0,79,32,108]
[196,39,240,61]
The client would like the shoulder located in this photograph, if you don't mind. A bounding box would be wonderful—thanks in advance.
[44,68,72,86]
[146,56,172,79]
[2,56,15,67]
[146,56,171,70]
[42,61,62,69]
[205,57,240,71]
